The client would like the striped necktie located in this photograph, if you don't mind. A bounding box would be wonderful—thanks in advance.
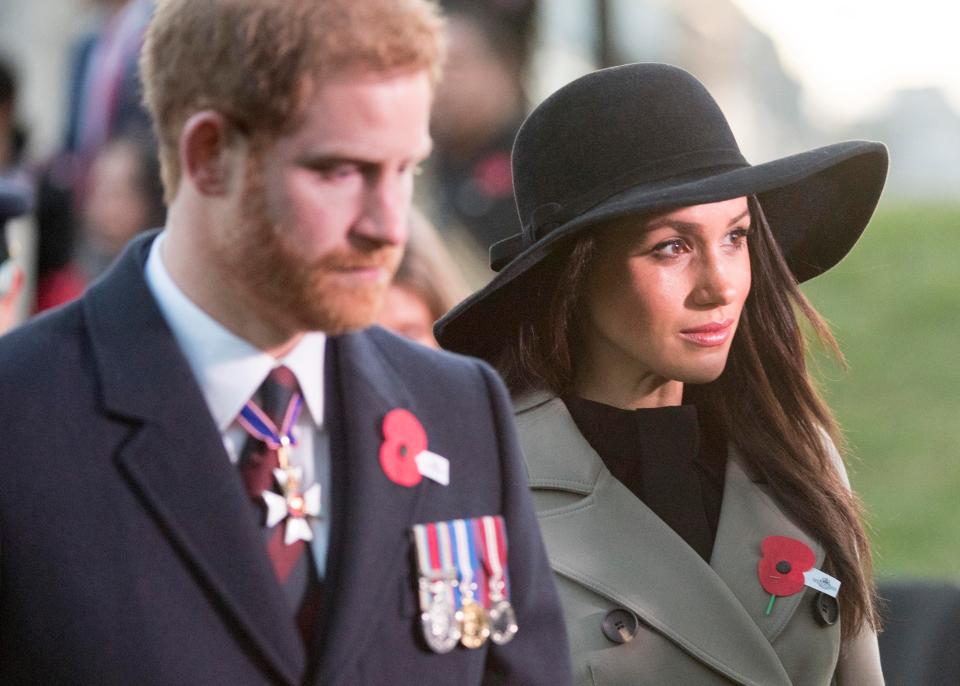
[237,365,322,641]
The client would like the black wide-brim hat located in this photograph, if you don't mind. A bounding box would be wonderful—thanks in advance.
[436,63,888,360]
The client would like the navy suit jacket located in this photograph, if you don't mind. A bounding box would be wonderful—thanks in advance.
[0,236,571,685]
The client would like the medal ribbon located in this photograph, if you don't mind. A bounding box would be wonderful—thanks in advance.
[237,391,302,450]
[480,515,510,599]
[436,521,460,610]
[469,520,490,608]
[412,523,434,613]
[451,519,482,603]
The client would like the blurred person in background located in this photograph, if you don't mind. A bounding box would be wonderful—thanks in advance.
[438,63,888,685]
[0,57,30,183]
[0,59,38,325]
[29,0,154,312]
[377,207,467,348]
[426,0,534,258]
[63,0,154,163]
[76,127,164,279]
[0,179,30,335]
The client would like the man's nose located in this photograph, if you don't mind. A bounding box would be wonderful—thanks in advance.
[354,173,409,246]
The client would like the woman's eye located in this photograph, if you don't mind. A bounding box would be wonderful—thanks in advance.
[727,227,751,247]
[651,238,689,258]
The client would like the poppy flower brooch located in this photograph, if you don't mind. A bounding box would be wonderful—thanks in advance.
[758,535,842,616]
[380,408,449,487]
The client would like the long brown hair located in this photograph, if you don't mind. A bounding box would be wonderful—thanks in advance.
[497,197,878,640]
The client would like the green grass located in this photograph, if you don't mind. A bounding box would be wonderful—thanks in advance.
[801,201,960,579]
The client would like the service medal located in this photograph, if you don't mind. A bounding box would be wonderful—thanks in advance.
[450,519,490,649]
[458,599,490,649]
[412,523,462,653]
[487,598,519,645]
[419,575,461,653]
[479,515,519,645]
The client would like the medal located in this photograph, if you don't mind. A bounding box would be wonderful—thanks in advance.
[450,519,489,649]
[238,392,320,545]
[479,516,518,645]
[412,523,461,653]
[419,572,460,653]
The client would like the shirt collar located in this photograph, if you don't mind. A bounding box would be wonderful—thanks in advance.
[144,232,326,432]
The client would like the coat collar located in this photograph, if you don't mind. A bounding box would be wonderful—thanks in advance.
[313,329,429,682]
[83,233,306,685]
[516,392,825,686]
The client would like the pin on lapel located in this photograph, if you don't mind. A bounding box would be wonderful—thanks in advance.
[380,408,450,487]
[758,536,814,615]
[758,536,843,616]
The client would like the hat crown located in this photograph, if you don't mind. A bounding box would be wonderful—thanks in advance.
[512,63,746,241]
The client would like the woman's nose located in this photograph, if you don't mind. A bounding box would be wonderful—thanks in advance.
[691,253,740,307]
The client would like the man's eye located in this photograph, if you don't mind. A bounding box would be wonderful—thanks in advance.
[324,163,361,179]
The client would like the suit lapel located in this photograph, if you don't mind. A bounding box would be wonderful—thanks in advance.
[315,331,427,681]
[518,394,793,686]
[83,235,305,685]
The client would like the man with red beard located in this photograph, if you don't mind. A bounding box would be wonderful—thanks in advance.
[0,2,570,684]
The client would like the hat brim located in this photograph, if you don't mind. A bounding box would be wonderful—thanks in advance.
[436,140,888,361]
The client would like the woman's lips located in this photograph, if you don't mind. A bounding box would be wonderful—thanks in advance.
[679,319,735,347]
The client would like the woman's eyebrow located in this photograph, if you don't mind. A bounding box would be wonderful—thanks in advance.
[644,208,751,232]
[727,208,751,227]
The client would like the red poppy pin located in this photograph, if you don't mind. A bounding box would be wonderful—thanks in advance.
[758,535,815,615]
[380,408,427,487]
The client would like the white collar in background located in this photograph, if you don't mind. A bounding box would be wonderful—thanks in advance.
[144,232,326,431]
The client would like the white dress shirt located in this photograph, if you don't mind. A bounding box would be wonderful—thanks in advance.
[144,232,332,577]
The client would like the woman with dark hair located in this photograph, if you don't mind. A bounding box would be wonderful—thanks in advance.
[436,63,887,685]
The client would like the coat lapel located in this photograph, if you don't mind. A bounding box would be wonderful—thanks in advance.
[710,456,825,644]
[517,393,794,686]
[314,331,428,682]
[83,235,305,685]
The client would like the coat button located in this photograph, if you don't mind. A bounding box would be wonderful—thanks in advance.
[813,593,839,626]
[602,608,639,644]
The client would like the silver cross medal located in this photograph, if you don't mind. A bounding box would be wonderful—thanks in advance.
[262,435,321,545]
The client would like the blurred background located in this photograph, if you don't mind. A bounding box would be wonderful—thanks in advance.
[1,0,958,673]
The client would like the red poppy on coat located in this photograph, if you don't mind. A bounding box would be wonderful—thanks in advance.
[758,535,815,597]
[380,408,427,487]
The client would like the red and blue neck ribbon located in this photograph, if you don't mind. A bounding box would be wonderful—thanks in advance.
[237,393,302,449]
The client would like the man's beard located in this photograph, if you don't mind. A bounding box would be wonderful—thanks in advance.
[218,160,402,337]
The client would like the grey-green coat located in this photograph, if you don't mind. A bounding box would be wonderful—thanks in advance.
[515,391,884,686]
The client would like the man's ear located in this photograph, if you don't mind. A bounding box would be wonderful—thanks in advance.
[179,111,240,196]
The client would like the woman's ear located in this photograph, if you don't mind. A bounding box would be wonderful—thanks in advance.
[178,111,238,196]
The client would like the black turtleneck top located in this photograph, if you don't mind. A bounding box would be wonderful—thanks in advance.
[562,396,728,563]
